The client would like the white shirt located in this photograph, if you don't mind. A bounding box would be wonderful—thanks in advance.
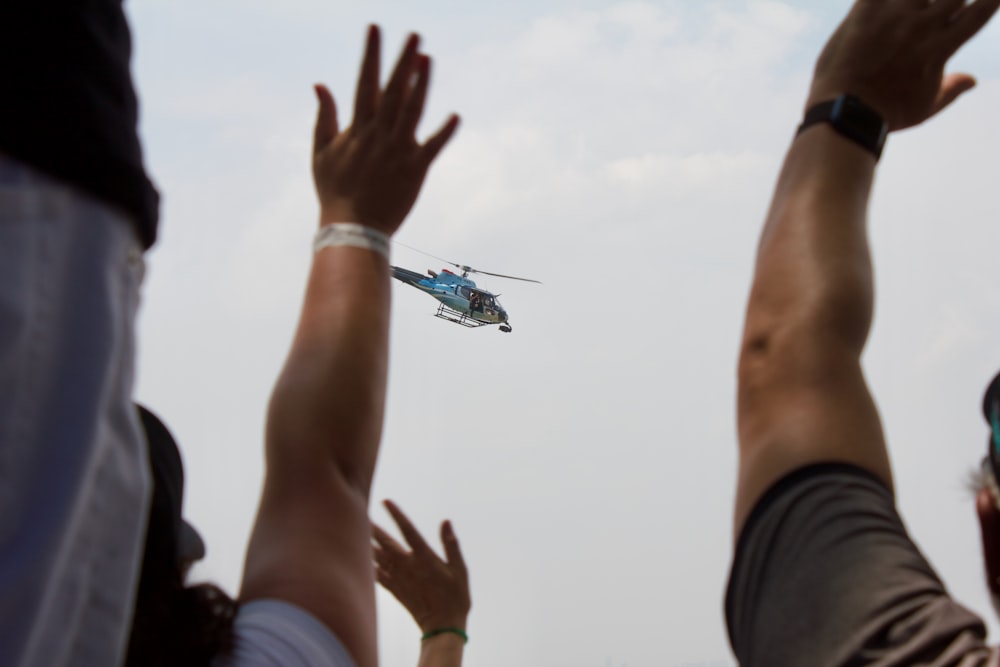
[212,599,358,667]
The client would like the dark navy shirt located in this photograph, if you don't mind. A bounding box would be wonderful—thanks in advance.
[0,0,159,248]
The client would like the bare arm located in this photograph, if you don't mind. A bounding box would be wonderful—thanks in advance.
[237,26,458,667]
[373,501,470,667]
[735,0,1000,535]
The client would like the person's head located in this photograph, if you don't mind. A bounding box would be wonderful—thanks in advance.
[974,374,1000,617]
[124,406,237,667]
[139,405,206,573]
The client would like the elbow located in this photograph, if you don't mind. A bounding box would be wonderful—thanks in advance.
[741,257,874,373]
[737,279,873,425]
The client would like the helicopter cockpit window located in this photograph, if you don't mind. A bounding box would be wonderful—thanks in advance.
[459,287,471,298]
[485,296,495,308]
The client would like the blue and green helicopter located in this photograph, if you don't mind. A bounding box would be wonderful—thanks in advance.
[390,255,540,333]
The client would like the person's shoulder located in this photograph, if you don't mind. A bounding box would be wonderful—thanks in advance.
[737,462,891,547]
[725,462,997,667]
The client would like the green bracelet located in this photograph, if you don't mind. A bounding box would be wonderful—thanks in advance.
[421,627,468,644]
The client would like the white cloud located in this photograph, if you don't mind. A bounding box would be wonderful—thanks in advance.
[606,150,770,191]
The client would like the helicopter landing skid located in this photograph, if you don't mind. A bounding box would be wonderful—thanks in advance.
[435,304,489,328]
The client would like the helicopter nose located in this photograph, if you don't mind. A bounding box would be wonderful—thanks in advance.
[499,309,508,322]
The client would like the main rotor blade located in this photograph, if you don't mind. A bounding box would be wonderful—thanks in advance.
[394,241,461,269]
[394,241,541,283]
[468,269,542,284]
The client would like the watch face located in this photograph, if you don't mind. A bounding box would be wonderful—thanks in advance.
[832,95,888,151]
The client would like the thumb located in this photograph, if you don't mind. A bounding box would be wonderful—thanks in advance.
[931,72,977,118]
[313,84,339,154]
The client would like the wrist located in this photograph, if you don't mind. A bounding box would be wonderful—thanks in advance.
[318,203,396,237]
[317,196,360,225]
[805,81,893,124]
[419,614,467,635]
[805,82,849,112]
[797,94,887,161]
[421,627,469,644]
[313,223,390,260]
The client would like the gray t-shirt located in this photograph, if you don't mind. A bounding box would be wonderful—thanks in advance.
[726,463,1000,666]
[212,599,358,667]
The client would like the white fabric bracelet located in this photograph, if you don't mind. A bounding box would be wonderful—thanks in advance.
[313,223,390,260]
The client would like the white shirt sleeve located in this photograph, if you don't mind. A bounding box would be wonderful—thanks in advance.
[212,599,358,667]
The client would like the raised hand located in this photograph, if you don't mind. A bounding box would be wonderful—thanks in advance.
[239,27,460,667]
[372,500,471,634]
[808,0,1000,131]
[312,25,460,235]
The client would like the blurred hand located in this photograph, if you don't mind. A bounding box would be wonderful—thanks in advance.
[373,500,471,633]
[808,0,1000,131]
[313,25,459,235]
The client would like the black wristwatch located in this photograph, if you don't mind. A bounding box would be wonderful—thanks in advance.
[797,94,888,160]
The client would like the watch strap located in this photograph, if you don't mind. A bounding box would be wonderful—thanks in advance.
[799,99,837,132]
[797,95,888,160]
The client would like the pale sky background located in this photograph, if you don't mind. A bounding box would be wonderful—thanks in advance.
[126,2,1000,666]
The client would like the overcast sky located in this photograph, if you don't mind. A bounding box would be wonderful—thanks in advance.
[126,2,1000,665]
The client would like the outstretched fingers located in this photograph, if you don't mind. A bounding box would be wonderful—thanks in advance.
[314,25,457,234]
[353,25,382,127]
[440,520,467,572]
[377,33,421,131]
[372,521,406,555]
[419,114,461,168]
[384,499,433,554]
[372,522,403,589]
[395,54,431,139]
[926,0,967,20]
[312,85,338,154]
[938,0,1000,56]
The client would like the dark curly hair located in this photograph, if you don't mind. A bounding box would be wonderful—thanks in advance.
[124,562,238,667]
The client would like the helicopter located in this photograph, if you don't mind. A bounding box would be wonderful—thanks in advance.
[390,252,540,333]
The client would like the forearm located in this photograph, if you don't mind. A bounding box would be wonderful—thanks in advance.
[734,124,890,532]
[744,124,877,358]
[416,634,466,667]
[267,244,391,493]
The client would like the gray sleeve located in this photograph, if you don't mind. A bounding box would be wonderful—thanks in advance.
[212,599,358,667]
[725,464,998,667]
